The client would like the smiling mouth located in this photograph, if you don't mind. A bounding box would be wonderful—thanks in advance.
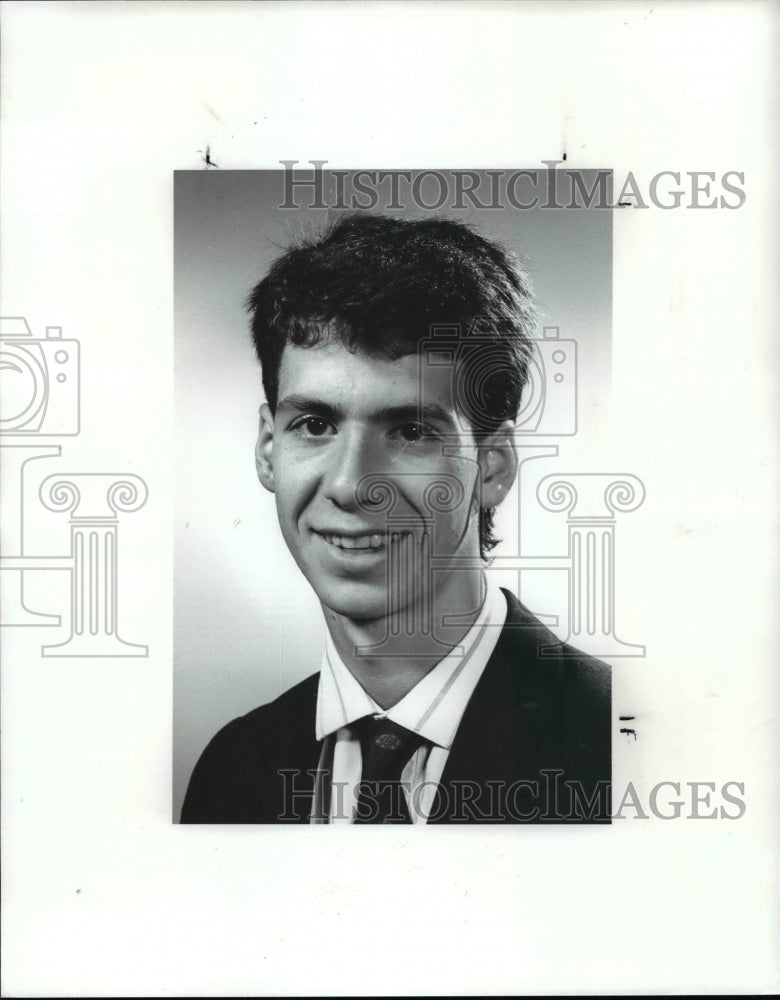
[316,531,411,552]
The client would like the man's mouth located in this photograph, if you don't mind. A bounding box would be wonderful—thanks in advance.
[315,530,411,552]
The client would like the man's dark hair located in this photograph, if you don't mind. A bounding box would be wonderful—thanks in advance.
[246,212,537,555]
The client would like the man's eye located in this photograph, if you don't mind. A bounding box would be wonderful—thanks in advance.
[393,422,434,443]
[292,416,332,436]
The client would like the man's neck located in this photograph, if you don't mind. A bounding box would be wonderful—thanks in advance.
[322,569,487,709]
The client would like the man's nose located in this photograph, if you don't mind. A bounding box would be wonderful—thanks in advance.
[321,428,380,511]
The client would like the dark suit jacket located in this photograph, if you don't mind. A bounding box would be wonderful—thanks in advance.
[181,590,611,824]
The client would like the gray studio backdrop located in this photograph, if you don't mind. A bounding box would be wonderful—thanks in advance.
[173,168,612,820]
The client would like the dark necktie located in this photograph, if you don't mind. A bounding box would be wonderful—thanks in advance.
[352,716,425,824]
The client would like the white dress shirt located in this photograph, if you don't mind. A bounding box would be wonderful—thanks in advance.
[311,579,508,824]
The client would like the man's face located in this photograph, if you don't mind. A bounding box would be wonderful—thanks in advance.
[256,340,493,622]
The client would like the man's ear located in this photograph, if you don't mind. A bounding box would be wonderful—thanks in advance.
[255,403,276,493]
[477,421,518,508]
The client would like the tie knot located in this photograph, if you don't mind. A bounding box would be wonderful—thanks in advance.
[353,715,424,782]
[355,714,417,749]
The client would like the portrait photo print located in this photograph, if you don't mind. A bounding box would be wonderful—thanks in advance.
[173,166,623,825]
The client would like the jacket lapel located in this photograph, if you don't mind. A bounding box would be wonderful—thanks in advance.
[429,590,566,823]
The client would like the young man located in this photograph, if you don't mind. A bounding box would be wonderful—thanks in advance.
[181,213,610,825]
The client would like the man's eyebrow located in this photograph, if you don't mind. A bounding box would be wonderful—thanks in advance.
[276,395,342,417]
[373,403,458,429]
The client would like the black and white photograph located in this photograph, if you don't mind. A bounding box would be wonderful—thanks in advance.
[174,167,616,826]
[2,2,778,996]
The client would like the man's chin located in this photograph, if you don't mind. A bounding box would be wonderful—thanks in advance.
[319,596,395,624]
[312,583,406,624]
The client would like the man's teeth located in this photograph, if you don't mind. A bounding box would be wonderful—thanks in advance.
[325,533,389,550]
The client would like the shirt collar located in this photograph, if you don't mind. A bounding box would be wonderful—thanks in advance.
[315,578,508,749]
